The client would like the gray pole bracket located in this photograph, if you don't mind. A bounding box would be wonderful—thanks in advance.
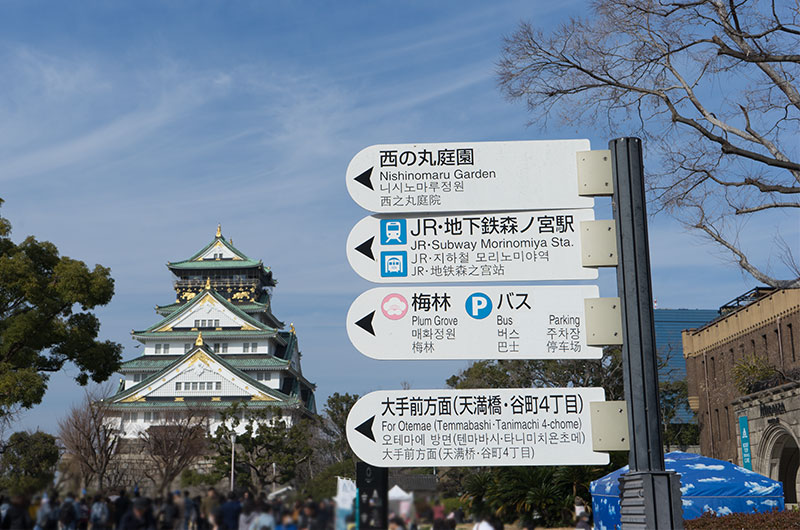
[590,401,630,452]
[577,149,613,196]
[580,220,618,267]
[584,297,623,346]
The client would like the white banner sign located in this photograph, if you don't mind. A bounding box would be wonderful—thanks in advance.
[346,209,597,283]
[346,285,601,360]
[346,388,609,467]
[346,139,594,213]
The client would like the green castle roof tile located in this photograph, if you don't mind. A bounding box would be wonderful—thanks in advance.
[110,345,290,405]
[107,398,302,409]
[168,260,267,270]
[121,355,290,371]
[132,330,280,341]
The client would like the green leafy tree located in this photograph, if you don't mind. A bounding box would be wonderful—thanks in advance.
[208,402,315,494]
[733,354,778,394]
[447,346,624,400]
[0,431,59,495]
[0,199,122,420]
[322,392,359,464]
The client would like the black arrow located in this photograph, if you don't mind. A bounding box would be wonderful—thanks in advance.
[355,237,375,261]
[355,415,376,442]
[355,311,376,336]
[354,167,374,190]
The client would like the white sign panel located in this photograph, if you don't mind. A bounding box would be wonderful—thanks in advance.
[346,388,609,467]
[346,209,598,283]
[346,139,594,213]
[346,285,601,360]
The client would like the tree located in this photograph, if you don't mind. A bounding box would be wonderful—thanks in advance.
[139,408,209,496]
[208,403,315,494]
[446,347,625,400]
[321,392,359,464]
[0,199,122,420]
[0,431,59,495]
[498,0,799,287]
[58,386,120,491]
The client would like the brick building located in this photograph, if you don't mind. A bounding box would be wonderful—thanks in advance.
[684,288,800,502]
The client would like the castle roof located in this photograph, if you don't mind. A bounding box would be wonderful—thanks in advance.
[108,340,312,412]
[167,226,274,283]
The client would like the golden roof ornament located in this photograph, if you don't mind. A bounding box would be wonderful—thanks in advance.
[290,322,295,334]
[195,332,204,346]
[229,238,233,245]
[205,277,211,290]
[216,224,222,238]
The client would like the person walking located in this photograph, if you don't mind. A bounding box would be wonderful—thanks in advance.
[156,497,179,530]
[89,496,109,530]
[218,495,240,530]
[118,498,155,530]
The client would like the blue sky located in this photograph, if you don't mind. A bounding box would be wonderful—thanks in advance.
[1,1,796,434]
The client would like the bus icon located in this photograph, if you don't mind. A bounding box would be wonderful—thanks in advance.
[380,219,406,245]
[381,252,407,277]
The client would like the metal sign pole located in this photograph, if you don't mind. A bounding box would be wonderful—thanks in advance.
[610,137,683,529]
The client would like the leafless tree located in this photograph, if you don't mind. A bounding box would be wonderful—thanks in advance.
[57,386,119,491]
[498,0,799,287]
[139,407,209,496]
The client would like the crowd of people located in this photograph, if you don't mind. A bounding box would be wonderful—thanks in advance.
[0,489,335,530]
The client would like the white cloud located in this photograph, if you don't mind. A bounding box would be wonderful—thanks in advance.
[745,481,780,495]
[687,463,725,470]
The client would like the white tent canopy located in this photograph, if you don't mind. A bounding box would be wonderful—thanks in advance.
[388,485,413,501]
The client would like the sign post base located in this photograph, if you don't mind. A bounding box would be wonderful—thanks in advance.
[619,471,684,529]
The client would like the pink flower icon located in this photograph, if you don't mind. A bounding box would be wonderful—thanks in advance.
[381,293,408,320]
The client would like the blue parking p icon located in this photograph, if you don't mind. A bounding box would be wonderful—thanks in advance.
[465,292,492,319]
[380,219,407,245]
[380,251,407,277]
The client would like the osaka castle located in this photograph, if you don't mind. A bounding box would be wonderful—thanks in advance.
[107,226,317,437]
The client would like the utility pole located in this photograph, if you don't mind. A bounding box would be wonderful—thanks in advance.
[230,433,237,493]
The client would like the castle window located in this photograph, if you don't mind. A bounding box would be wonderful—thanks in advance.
[192,382,198,391]
[215,319,220,328]
[155,344,162,354]
[710,356,715,385]
[163,344,169,354]
[725,406,731,441]
[175,382,182,391]
[243,343,250,353]
[213,343,220,353]
[194,320,200,328]
[222,343,228,353]
[199,382,205,391]
[251,343,258,352]
[216,381,222,391]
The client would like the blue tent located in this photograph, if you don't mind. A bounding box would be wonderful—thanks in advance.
[590,452,783,529]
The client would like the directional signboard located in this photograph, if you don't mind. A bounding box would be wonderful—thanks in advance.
[346,209,598,283]
[346,139,594,213]
[346,285,601,360]
[346,388,609,467]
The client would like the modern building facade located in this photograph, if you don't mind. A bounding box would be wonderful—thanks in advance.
[684,288,800,502]
[106,227,316,437]
[654,308,719,423]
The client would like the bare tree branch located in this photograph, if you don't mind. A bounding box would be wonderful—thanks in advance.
[498,0,800,287]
